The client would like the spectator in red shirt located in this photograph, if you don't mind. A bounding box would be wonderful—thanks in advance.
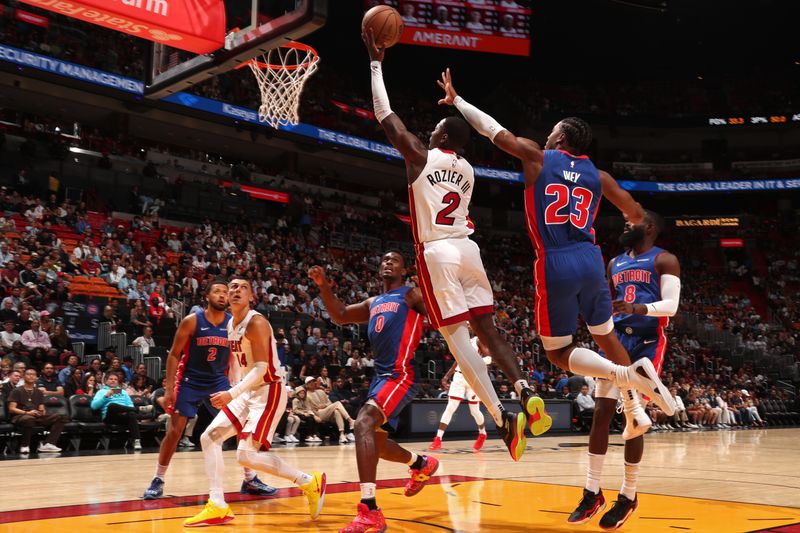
[148,287,165,324]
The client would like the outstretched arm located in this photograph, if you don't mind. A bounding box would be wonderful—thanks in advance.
[599,170,644,224]
[308,266,371,325]
[363,29,427,170]
[437,68,543,165]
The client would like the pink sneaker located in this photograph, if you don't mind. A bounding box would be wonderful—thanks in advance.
[404,455,440,497]
[339,503,387,533]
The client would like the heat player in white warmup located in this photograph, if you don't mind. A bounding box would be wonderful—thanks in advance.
[184,278,326,527]
[364,29,551,463]
[431,335,492,452]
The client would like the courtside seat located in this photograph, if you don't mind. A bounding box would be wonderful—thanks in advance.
[131,395,165,445]
[0,397,17,454]
[69,394,105,449]
[43,395,80,450]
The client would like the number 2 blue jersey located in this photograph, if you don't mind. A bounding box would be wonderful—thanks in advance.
[610,246,668,332]
[177,311,232,386]
[367,286,423,379]
[525,150,602,251]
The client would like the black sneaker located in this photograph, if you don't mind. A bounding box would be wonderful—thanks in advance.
[567,488,606,525]
[497,411,527,461]
[599,494,638,531]
[520,387,553,437]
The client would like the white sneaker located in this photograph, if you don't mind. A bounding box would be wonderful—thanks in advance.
[133,439,142,451]
[273,435,285,443]
[621,389,652,440]
[288,435,299,443]
[19,446,30,455]
[178,437,195,448]
[37,442,62,453]
[307,436,321,443]
[346,432,356,442]
[619,359,676,416]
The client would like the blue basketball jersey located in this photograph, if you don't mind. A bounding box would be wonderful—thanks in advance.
[610,246,669,331]
[178,311,232,385]
[525,150,602,251]
[367,286,423,378]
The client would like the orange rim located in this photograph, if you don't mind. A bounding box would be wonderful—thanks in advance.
[235,41,319,72]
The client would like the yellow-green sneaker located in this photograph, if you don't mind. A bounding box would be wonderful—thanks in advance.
[183,499,234,527]
[300,471,327,520]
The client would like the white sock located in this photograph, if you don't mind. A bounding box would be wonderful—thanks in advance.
[243,468,256,481]
[514,379,530,397]
[585,452,605,494]
[620,461,639,500]
[440,322,504,426]
[237,448,309,486]
[436,429,445,438]
[568,347,621,381]
[155,463,168,479]
[406,452,418,466]
[468,401,485,427]
[360,482,377,500]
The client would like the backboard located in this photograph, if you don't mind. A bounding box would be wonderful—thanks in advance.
[145,0,327,99]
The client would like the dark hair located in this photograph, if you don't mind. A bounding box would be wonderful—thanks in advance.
[559,117,593,154]
[644,209,665,235]
[205,278,229,295]
[382,249,407,267]
[442,116,470,150]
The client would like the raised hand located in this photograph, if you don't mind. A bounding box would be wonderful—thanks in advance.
[362,28,385,62]
[436,68,458,106]
[308,266,328,287]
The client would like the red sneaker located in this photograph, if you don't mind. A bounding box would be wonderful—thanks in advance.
[404,455,440,497]
[339,503,387,533]
[473,433,487,451]
[428,436,442,451]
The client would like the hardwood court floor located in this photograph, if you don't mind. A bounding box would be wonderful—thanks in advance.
[2,428,799,532]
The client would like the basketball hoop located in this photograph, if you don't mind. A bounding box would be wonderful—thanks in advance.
[239,41,320,129]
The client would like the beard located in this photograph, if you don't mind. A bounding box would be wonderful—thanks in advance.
[208,300,227,312]
[618,226,645,248]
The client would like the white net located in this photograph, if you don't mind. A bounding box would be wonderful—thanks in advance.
[248,43,319,129]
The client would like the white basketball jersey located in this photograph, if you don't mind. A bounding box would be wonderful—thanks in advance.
[228,309,284,385]
[409,148,475,244]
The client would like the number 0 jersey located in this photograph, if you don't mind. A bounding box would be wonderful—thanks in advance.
[367,286,423,378]
[409,148,475,244]
[525,150,602,251]
[177,310,231,386]
[228,310,284,386]
[610,246,669,332]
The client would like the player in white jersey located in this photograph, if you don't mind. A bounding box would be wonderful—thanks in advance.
[430,335,493,452]
[364,29,551,462]
[183,278,326,527]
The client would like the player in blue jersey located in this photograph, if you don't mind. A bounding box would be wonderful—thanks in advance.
[569,211,681,530]
[437,70,676,422]
[142,280,275,500]
[310,251,438,533]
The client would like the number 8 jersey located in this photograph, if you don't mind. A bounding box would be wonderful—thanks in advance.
[409,148,475,244]
[525,150,601,251]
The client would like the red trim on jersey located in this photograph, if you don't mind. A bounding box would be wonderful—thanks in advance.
[222,405,243,433]
[437,310,472,327]
[408,186,422,245]
[415,246,446,328]
[653,325,668,374]
[438,148,457,156]
[264,337,278,383]
[589,192,602,244]
[376,311,422,416]
[253,382,282,446]
[170,337,191,413]
[558,149,589,159]
[524,185,552,336]
[469,305,494,318]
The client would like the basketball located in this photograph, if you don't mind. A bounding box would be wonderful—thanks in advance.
[362,5,404,49]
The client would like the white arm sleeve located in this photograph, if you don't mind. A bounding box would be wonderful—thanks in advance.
[228,362,267,399]
[370,61,393,123]
[645,274,681,317]
[453,95,505,141]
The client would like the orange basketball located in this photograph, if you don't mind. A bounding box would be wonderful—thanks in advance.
[362,5,404,49]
